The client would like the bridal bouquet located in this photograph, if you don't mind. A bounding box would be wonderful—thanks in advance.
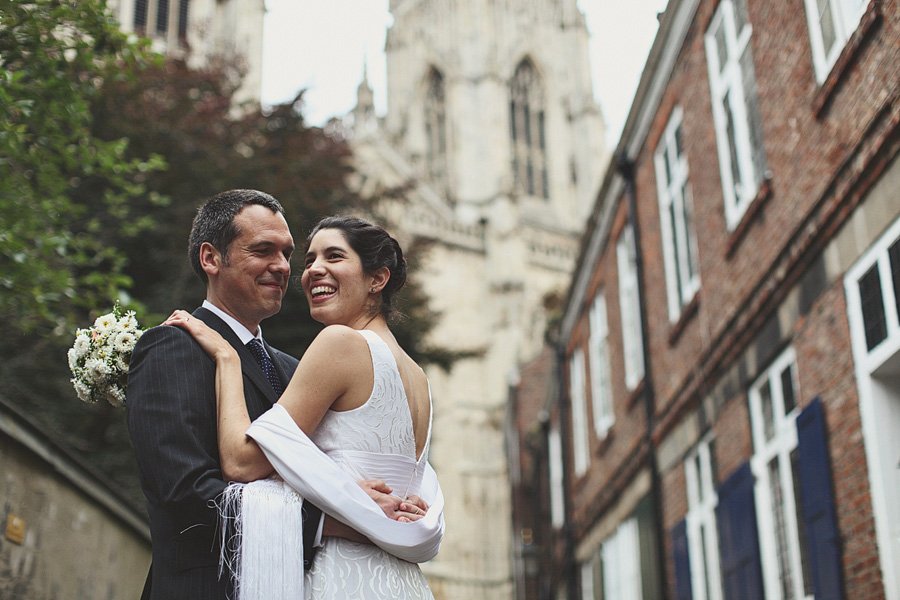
[68,303,143,407]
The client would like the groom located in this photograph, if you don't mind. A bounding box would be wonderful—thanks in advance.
[127,190,423,599]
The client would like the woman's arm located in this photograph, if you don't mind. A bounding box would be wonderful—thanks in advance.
[212,347,274,481]
[164,310,273,482]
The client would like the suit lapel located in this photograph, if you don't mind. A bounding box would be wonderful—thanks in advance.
[193,307,280,408]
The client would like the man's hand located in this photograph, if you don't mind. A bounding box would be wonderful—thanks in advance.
[358,480,429,522]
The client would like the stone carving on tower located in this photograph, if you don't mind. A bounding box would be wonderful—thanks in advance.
[348,1,607,598]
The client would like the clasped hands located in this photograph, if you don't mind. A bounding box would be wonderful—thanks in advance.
[321,479,429,543]
[358,479,429,524]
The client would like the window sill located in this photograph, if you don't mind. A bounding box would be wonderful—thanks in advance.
[626,378,647,411]
[725,177,773,259]
[812,0,882,119]
[668,293,700,346]
[593,428,615,457]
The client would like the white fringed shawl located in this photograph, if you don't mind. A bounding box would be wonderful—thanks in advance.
[218,404,445,599]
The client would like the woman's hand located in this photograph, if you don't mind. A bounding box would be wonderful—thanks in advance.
[164,310,236,363]
[358,480,429,523]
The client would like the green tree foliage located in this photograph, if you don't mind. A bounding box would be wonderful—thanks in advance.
[0,0,163,336]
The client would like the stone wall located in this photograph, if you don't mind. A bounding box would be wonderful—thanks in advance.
[0,400,150,599]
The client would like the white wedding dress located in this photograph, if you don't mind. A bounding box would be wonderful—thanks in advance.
[236,329,440,600]
[303,329,435,599]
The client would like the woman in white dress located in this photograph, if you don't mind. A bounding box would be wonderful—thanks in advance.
[166,216,439,599]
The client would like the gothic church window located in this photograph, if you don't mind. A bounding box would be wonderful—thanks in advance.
[509,59,549,199]
[133,0,190,46]
[424,68,448,187]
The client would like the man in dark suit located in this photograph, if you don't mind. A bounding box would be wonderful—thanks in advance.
[126,190,319,599]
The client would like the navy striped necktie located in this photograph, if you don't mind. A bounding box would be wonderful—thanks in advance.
[246,339,284,397]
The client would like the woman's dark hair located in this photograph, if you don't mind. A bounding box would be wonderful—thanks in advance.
[308,216,407,319]
[189,189,285,282]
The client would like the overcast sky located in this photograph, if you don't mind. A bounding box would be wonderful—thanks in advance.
[261,0,668,146]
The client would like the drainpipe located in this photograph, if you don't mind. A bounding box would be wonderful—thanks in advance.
[553,341,579,600]
[616,151,669,599]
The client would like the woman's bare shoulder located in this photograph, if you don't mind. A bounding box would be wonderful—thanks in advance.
[304,324,368,359]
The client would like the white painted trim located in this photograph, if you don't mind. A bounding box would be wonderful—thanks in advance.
[548,424,566,529]
[802,0,868,83]
[570,348,591,476]
[748,347,813,600]
[844,214,900,600]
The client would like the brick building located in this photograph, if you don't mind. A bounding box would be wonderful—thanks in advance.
[508,0,899,598]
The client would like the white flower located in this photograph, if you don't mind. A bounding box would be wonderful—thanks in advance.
[112,330,136,353]
[106,385,126,408]
[93,312,117,337]
[115,354,129,372]
[118,312,138,331]
[72,378,94,403]
[85,357,110,380]
[72,332,91,360]
[67,348,79,372]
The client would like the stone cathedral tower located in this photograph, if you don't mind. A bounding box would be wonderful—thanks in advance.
[349,1,607,597]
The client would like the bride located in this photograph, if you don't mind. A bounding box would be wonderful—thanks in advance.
[166,216,441,599]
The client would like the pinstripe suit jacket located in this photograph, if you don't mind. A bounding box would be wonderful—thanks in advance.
[126,307,321,600]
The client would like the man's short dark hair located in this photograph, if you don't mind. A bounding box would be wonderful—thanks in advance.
[188,189,285,282]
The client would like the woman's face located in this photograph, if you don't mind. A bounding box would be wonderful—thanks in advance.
[301,228,374,327]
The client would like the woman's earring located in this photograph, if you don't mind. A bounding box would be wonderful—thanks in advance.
[370,287,376,293]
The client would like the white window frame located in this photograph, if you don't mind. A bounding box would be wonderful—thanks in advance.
[748,347,812,600]
[548,424,565,529]
[704,0,763,230]
[655,107,701,321]
[617,225,645,390]
[580,558,596,600]
[844,214,900,600]
[570,348,590,476]
[588,291,614,437]
[601,518,643,599]
[803,0,868,83]
[685,437,724,600]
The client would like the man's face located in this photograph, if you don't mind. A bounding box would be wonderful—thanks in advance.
[207,204,294,332]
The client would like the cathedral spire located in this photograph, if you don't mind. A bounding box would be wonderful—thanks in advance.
[354,57,376,130]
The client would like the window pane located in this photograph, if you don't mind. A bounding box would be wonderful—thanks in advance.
[670,201,685,303]
[858,264,887,351]
[682,185,699,281]
[722,92,743,197]
[768,457,796,599]
[781,364,797,415]
[760,380,775,442]
[889,239,900,321]
[790,450,814,596]
[675,122,685,157]
[733,0,750,34]
[156,0,170,35]
[817,0,838,54]
[715,23,729,71]
[740,47,766,186]
[178,0,189,39]
[134,0,148,29]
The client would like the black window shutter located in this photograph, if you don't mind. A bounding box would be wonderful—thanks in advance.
[671,519,693,600]
[715,463,764,599]
[796,397,845,599]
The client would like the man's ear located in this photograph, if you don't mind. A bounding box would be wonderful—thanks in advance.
[199,242,223,278]
[370,266,391,293]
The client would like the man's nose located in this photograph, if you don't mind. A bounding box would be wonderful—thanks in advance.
[271,253,291,274]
